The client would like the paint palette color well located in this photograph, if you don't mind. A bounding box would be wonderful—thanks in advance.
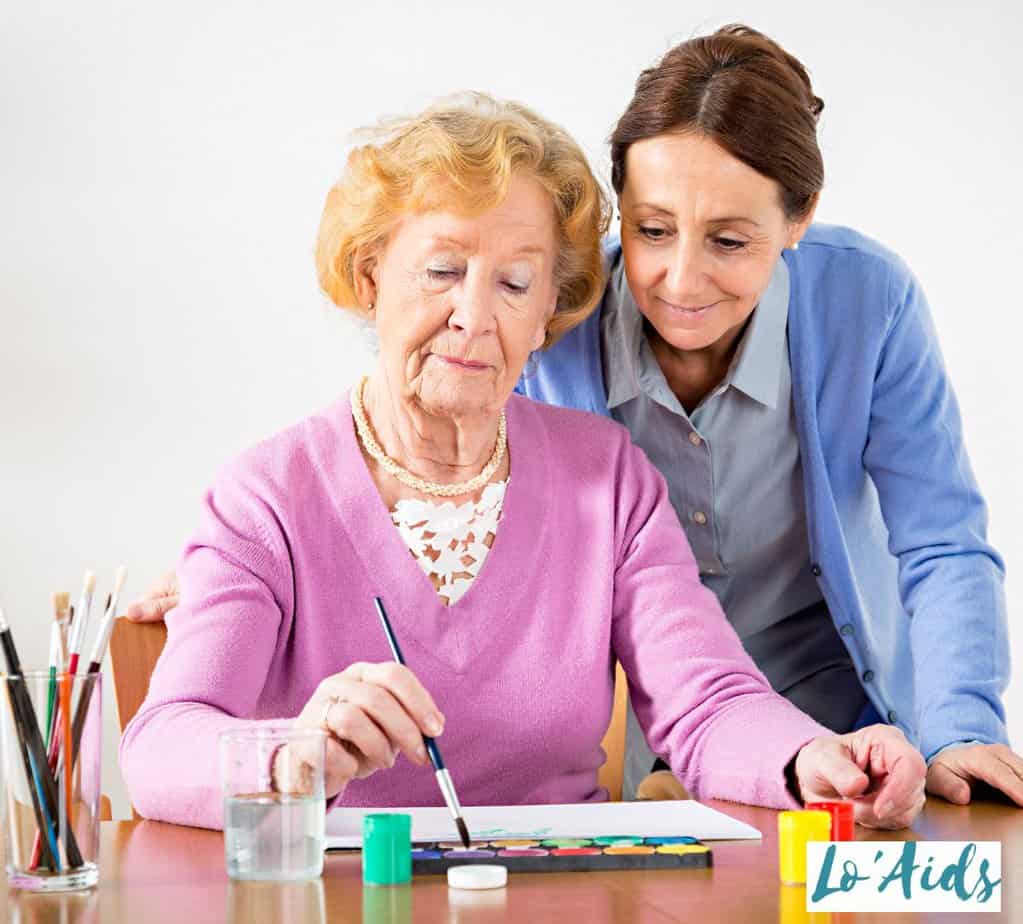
[411,837,712,874]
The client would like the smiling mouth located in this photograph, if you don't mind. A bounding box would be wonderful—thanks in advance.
[657,297,721,315]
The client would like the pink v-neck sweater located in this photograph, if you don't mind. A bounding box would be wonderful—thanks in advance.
[120,393,829,829]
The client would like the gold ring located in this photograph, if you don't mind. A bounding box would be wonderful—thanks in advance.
[320,696,340,731]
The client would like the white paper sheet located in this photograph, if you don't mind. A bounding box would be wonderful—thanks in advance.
[325,800,760,849]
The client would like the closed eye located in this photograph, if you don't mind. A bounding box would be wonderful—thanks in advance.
[638,225,669,241]
[427,268,462,281]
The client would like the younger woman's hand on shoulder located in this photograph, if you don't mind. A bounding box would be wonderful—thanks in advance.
[291,662,445,800]
[795,724,927,830]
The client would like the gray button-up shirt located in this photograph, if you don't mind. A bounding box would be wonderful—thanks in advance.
[603,257,824,636]
[602,256,865,795]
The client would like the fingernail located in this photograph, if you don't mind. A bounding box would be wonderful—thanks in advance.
[881,800,895,817]
[416,745,428,763]
[427,715,444,736]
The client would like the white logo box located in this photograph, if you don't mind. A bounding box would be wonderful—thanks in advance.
[806,841,1001,913]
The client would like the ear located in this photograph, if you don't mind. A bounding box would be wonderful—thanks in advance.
[787,193,821,249]
[352,245,380,314]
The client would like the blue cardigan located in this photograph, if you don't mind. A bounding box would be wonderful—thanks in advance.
[518,223,1009,761]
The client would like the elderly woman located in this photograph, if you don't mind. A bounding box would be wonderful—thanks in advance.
[519,25,1018,805]
[120,94,924,830]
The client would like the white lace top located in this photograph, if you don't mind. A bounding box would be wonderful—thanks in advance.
[390,480,507,606]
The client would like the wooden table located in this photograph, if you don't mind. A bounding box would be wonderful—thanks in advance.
[2,799,1020,922]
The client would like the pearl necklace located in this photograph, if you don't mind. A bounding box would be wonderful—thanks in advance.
[351,376,507,498]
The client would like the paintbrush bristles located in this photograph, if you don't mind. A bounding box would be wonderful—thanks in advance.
[82,571,96,595]
[0,608,8,633]
[112,566,127,596]
[456,816,471,849]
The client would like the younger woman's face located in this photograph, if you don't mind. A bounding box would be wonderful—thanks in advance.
[619,132,812,354]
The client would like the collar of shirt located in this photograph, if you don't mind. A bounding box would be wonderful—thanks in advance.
[603,255,791,414]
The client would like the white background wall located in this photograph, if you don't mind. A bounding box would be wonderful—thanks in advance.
[2,1,1020,818]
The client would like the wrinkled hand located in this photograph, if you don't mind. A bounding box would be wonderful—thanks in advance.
[286,662,444,800]
[926,744,1023,806]
[124,572,180,622]
[795,724,927,829]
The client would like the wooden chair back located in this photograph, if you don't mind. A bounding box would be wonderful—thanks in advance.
[109,619,634,802]
[109,619,168,734]
[597,663,629,801]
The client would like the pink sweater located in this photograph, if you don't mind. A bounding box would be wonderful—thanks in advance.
[120,393,828,829]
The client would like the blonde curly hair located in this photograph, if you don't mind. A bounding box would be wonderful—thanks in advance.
[315,92,610,348]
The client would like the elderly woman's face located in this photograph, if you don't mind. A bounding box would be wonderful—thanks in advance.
[368,174,558,419]
[620,132,807,354]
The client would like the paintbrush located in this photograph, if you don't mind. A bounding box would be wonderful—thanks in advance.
[0,607,60,871]
[66,571,96,679]
[0,607,82,869]
[53,592,70,669]
[61,572,94,836]
[40,566,129,873]
[44,572,94,769]
[372,596,471,849]
[84,567,126,678]
[68,567,127,767]
[33,573,94,870]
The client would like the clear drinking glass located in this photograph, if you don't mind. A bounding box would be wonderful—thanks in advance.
[220,725,327,881]
[0,671,102,892]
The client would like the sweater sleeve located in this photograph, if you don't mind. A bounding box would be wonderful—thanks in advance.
[609,437,831,809]
[863,267,1008,760]
[119,469,294,829]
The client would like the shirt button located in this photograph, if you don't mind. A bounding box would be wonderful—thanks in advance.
[692,511,707,525]
[862,670,875,683]
[811,563,822,576]
[688,432,702,446]
[887,709,898,723]
[840,624,854,637]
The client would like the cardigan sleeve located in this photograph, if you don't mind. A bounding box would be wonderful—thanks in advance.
[119,468,294,829]
[608,436,831,809]
[863,267,1009,761]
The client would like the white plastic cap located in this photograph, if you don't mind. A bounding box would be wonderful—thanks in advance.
[447,864,508,890]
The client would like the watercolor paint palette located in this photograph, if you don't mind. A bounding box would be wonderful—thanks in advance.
[411,836,713,874]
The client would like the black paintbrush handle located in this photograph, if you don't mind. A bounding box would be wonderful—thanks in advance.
[4,679,59,870]
[1,629,85,868]
[18,679,85,868]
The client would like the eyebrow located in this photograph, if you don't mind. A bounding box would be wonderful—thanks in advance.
[708,216,762,228]
[630,204,762,228]
[428,235,472,249]
[427,236,549,258]
[508,244,550,257]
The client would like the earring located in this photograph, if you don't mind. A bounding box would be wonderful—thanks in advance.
[790,242,799,251]
[367,302,375,312]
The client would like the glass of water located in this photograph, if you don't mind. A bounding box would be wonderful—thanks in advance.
[219,725,327,881]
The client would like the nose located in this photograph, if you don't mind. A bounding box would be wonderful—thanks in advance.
[663,235,709,300]
[447,264,497,337]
